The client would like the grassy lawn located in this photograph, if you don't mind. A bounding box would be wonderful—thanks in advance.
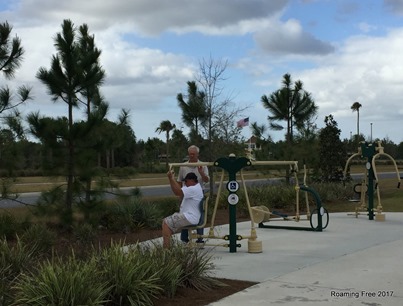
[6,164,403,192]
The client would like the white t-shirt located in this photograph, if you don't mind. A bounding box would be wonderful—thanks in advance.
[180,183,203,225]
[177,160,209,189]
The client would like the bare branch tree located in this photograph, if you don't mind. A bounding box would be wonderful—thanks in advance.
[196,56,249,154]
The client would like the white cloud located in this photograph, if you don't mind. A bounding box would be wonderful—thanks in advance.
[2,0,403,144]
[294,28,403,141]
[254,18,335,55]
[11,0,289,35]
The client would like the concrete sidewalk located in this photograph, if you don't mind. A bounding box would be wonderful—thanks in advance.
[203,212,403,306]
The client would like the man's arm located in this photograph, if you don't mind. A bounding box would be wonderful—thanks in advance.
[167,170,183,197]
[198,166,209,183]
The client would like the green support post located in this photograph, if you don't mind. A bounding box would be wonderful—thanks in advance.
[360,142,376,220]
[214,154,251,252]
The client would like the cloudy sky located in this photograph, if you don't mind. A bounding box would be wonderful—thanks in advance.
[2,0,403,144]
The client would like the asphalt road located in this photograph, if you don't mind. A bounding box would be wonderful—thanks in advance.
[1,172,401,208]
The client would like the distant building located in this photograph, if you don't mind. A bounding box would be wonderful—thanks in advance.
[244,136,261,160]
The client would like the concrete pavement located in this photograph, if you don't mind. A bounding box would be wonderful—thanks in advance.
[203,212,403,306]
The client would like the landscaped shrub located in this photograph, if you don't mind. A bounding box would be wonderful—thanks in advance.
[0,238,38,305]
[126,241,224,298]
[152,197,180,219]
[165,241,224,291]
[100,196,163,232]
[1,235,224,305]
[309,181,355,203]
[145,246,183,298]
[20,224,57,255]
[73,222,98,245]
[0,213,20,240]
[117,197,162,229]
[12,255,110,306]
[97,242,162,305]
[239,184,296,214]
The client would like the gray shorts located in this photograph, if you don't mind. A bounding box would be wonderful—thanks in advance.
[164,213,192,233]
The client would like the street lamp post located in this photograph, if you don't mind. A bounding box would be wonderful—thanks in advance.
[370,123,373,142]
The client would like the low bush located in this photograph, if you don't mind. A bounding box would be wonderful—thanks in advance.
[0,238,39,304]
[0,213,20,240]
[13,255,110,306]
[97,242,162,305]
[73,223,98,245]
[20,224,57,255]
[137,241,224,297]
[100,196,163,232]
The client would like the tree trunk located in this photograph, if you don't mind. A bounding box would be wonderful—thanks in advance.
[106,149,110,169]
[65,101,74,225]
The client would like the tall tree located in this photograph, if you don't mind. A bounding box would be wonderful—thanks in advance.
[261,73,317,144]
[195,56,248,193]
[75,24,106,117]
[0,21,32,138]
[351,101,362,141]
[36,19,105,221]
[261,73,317,183]
[170,128,188,162]
[112,109,137,167]
[177,81,207,139]
[195,56,247,155]
[139,137,165,172]
[75,23,106,203]
[318,114,347,182]
[155,120,176,169]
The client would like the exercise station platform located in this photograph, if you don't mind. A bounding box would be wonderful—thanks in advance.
[206,212,403,305]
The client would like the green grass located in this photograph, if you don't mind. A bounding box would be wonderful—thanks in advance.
[11,164,401,193]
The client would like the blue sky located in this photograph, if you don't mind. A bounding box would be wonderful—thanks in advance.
[2,0,403,145]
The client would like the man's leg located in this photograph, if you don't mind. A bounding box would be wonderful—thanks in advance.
[196,228,204,243]
[162,221,173,248]
[180,229,189,242]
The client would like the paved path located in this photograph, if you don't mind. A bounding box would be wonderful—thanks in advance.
[204,212,403,305]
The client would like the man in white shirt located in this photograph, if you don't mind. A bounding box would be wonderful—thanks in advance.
[163,171,203,248]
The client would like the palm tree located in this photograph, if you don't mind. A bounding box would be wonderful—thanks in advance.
[177,81,207,138]
[155,120,176,169]
[351,101,362,140]
[261,73,317,144]
[36,19,105,221]
[250,121,270,160]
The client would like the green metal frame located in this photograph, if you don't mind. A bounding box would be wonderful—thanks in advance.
[258,185,327,232]
[359,142,376,220]
[214,155,251,253]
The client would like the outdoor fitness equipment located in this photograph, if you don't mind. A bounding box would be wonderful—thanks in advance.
[251,163,329,232]
[343,141,401,221]
[170,155,261,253]
[169,154,328,253]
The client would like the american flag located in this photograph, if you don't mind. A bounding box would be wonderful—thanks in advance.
[237,117,249,128]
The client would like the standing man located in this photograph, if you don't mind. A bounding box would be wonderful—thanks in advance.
[177,145,209,243]
[163,171,203,248]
